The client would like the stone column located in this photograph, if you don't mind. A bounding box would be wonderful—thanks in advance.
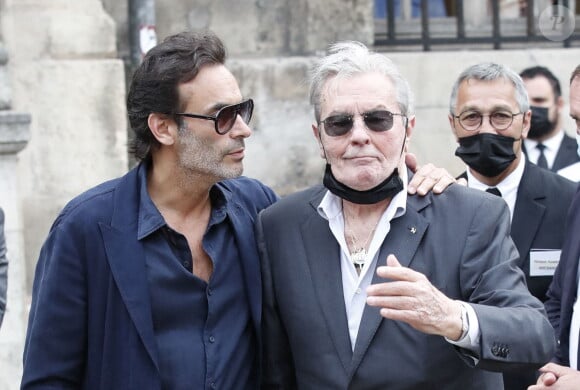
[0,108,31,389]
[1,0,128,293]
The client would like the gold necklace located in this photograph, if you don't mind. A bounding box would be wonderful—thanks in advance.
[345,215,380,275]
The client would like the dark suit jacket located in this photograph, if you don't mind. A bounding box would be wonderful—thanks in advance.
[460,162,575,389]
[0,208,6,328]
[545,185,580,366]
[523,133,580,172]
[460,162,575,302]
[258,183,555,390]
[511,162,576,302]
[21,164,278,390]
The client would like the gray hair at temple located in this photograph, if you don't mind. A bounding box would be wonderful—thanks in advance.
[308,41,414,123]
[449,62,529,115]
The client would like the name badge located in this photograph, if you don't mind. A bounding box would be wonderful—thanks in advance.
[529,249,561,277]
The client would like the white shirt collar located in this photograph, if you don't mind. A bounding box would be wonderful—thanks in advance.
[523,128,565,151]
[523,129,565,169]
[466,155,525,221]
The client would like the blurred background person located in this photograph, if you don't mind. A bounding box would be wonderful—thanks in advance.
[520,66,580,181]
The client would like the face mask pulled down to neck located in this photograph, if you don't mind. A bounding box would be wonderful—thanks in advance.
[455,133,517,178]
[322,134,406,205]
[323,164,404,204]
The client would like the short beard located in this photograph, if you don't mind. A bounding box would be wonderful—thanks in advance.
[176,123,244,182]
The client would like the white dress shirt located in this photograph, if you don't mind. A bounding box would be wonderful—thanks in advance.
[569,256,580,369]
[558,161,580,182]
[466,155,525,222]
[524,130,565,170]
[317,169,480,352]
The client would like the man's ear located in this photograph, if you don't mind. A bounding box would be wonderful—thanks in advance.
[556,95,565,110]
[521,109,531,139]
[448,114,459,141]
[148,113,177,146]
[312,123,325,159]
[405,115,415,151]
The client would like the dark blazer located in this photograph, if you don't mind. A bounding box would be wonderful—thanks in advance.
[545,185,580,366]
[460,162,575,302]
[511,162,576,302]
[461,162,575,389]
[258,183,555,390]
[553,134,580,172]
[523,133,580,172]
[21,164,278,390]
[0,207,6,328]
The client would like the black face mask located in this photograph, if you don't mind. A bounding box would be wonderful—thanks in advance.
[455,133,517,178]
[529,106,556,139]
[323,164,404,205]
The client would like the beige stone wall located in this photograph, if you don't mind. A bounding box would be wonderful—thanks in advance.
[2,0,128,289]
[0,3,127,385]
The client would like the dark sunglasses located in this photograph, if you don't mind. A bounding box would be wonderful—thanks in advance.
[173,99,254,135]
[320,110,408,137]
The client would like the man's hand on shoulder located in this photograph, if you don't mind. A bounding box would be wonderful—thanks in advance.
[406,153,465,196]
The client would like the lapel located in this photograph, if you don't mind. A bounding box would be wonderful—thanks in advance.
[220,189,262,335]
[303,190,353,375]
[553,134,580,172]
[511,162,546,268]
[349,196,429,378]
[101,165,159,370]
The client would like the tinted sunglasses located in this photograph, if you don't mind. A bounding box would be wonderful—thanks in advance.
[174,99,254,135]
[320,110,408,137]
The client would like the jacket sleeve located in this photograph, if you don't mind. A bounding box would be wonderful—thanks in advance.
[22,216,88,389]
[458,195,556,372]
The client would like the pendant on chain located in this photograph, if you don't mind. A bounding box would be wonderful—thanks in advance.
[351,248,366,275]
[351,248,367,265]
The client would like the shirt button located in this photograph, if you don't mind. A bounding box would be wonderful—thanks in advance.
[207,288,213,296]
[209,336,215,343]
[210,382,216,389]
[356,288,362,294]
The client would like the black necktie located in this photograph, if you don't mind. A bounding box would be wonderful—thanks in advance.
[486,187,502,197]
[536,143,548,169]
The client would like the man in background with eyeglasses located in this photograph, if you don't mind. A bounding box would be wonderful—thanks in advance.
[258,42,554,389]
[449,62,576,390]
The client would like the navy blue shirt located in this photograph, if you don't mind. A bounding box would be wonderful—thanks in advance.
[137,167,256,390]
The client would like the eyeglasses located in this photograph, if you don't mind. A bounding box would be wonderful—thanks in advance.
[320,110,408,137]
[453,110,523,132]
[173,99,254,135]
